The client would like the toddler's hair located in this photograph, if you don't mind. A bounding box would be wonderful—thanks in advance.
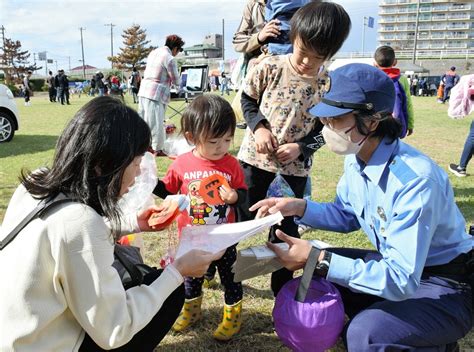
[181,94,236,145]
[290,2,351,60]
[374,45,396,68]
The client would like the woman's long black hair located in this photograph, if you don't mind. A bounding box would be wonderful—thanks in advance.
[20,96,151,237]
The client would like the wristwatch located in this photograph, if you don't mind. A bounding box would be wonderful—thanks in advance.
[315,250,332,277]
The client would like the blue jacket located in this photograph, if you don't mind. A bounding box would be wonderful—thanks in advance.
[297,137,472,301]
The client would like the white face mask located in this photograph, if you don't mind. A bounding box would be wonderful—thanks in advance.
[322,125,366,155]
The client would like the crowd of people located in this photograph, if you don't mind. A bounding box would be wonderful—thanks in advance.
[45,69,71,105]
[1,1,472,351]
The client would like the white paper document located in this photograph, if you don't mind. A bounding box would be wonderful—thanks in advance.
[232,239,332,282]
[175,212,284,258]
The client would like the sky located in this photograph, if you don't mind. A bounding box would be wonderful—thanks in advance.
[0,0,379,74]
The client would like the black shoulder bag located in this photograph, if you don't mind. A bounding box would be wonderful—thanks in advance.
[0,197,156,289]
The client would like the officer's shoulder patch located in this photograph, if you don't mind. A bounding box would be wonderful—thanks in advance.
[389,155,418,184]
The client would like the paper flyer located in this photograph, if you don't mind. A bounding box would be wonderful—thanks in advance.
[175,212,284,258]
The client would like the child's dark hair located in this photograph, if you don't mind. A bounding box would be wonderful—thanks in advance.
[181,95,236,145]
[290,2,351,60]
[165,34,185,51]
[20,96,151,238]
[374,46,396,68]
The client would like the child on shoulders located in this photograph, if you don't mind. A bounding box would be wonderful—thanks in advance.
[238,1,351,296]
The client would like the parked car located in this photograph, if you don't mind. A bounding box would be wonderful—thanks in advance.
[0,84,20,142]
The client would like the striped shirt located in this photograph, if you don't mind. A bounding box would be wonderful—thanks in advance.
[138,46,180,104]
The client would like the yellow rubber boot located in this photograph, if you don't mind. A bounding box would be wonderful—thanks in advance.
[172,295,202,332]
[213,300,242,341]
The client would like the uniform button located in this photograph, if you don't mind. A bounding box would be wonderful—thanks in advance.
[391,160,396,165]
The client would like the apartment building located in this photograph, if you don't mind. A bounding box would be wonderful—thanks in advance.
[379,0,473,58]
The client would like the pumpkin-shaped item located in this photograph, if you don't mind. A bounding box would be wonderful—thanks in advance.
[148,198,180,230]
[273,276,345,352]
[198,174,230,205]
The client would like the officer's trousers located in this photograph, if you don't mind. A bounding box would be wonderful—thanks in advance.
[329,248,472,352]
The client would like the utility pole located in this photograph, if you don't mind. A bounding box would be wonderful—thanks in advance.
[362,16,367,55]
[222,19,225,62]
[0,25,5,49]
[412,0,420,64]
[0,25,6,68]
[79,27,86,79]
[104,23,115,69]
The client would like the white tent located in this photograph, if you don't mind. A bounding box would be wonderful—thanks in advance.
[328,58,374,71]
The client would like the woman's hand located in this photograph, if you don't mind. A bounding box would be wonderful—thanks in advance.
[136,204,166,231]
[249,197,307,219]
[275,143,301,164]
[267,230,312,271]
[172,249,225,277]
[219,185,238,205]
[257,19,281,43]
[254,124,278,154]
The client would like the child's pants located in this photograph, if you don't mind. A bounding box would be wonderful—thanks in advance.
[239,162,307,296]
[185,245,243,305]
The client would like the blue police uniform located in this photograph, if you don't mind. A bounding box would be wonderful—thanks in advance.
[303,63,473,351]
[300,137,471,300]
[298,137,473,350]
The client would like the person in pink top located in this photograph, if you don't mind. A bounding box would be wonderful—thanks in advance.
[138,35,184,156]
[154,95,247,341]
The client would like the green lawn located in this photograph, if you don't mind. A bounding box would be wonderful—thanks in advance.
[0,92,472,351]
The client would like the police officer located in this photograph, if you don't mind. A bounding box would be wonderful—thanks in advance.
[251,63,473,351]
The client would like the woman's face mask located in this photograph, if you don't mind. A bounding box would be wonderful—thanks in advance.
[322,124,367,155]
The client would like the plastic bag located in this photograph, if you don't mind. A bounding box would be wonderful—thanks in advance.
[160,221,179,268]
[267,173,295,198]
[163,134,194,158]
[273,277,345,352]
[118,151,157,215]
[155,195,189,268]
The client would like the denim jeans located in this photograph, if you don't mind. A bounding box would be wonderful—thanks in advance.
[459,119,474,169]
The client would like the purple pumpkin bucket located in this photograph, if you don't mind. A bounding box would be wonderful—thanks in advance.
[273,276,345,352]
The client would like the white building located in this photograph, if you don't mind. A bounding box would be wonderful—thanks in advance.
[378,0,473,59]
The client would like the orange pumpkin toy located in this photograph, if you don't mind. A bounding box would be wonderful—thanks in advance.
[198,174,230,205]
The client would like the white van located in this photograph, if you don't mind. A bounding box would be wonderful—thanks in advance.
[0,84,20,142]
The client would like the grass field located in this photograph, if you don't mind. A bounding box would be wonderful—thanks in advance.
[0,92,472,351]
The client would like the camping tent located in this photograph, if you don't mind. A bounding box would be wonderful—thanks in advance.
[328,58,374,71]
[329,58,429,75]
[396,62,429,75]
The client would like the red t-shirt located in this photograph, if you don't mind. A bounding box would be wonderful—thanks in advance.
[161,151,247,232]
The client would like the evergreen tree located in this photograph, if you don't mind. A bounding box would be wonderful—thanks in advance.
[1,38,41,84]
[108,24,156,70]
